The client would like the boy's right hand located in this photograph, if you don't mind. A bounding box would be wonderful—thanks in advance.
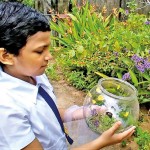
[99,121,136,148]
[72,122,136,150]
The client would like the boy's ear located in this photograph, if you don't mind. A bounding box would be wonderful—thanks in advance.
[0,48,14,65]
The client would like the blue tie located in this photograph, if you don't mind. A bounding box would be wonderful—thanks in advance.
[38,86,73,145]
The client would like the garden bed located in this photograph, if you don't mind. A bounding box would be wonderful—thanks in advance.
[49,71,150,150]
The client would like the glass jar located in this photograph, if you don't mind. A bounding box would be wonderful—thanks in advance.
[83,78,139,134]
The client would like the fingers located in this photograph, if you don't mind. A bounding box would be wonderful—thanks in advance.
[72,108,84,120]
[119,126,136,140]
[90,105,106,114]
[125,129,135,139]
[100,123,136,146]
[108,121,122,135]
[108,125,136,144]
[108,121,136,138]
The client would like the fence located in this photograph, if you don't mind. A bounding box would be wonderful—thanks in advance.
[34,0,149,16]
[43,0,149,15]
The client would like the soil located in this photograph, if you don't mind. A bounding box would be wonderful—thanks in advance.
[49,71,150,150]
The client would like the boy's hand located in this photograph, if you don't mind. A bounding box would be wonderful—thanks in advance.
[72,121,136,150]
[72,105,105,121]
[99,121,136,148]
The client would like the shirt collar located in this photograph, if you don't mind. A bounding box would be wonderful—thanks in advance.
[0,66,49,104]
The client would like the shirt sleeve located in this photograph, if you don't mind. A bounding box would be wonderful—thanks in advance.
[0,98,35,150]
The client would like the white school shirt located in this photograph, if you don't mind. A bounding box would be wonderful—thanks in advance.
[0,67,68,150]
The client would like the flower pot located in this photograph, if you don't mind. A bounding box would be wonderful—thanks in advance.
[83,78,139,134]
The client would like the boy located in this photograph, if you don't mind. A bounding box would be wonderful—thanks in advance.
[0,2,136,150]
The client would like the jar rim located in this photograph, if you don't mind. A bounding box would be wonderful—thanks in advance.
[98,77,138,100]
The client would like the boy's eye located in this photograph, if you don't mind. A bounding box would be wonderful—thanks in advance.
[36,50,43,54]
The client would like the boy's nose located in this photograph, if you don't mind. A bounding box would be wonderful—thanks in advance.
[45,51,53,61]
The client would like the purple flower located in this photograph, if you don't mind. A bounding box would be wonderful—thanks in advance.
[91,109,98,116]
[131,54,149,73]
[144,59,150,69]
[94,120,99,127]
[122,72,131,81]
[149,50,150,54]
[145,21,150,25]
[131,54,143,63]
[125,10,129,15]
[135,64,145,73]
[114,52,119,57]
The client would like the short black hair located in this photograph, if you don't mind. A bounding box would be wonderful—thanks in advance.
[0,2,50,56]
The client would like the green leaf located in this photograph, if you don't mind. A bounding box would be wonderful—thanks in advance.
[69,50,75,58]
[141,72,150,81]
[50,21,65,35]
[129,70,138,86]
[95,72,109,78]
[77,45,84,53]
[122,57,133,67]
[117,72,122,79]
[140,98,150,104]
[138,81,150,85]
[113,66,126,71]
[104,14,112,27]
[138,90,150,95]
[114,41,121,51]
[67,13,78,22]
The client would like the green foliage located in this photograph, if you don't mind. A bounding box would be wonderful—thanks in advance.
[65,70,98,90]
[45,64,59,80]
[50,2,150,103]
[134,127,150,150]
[0,0,34,7]
[22,0,34,7]
[121,140,127,147]
[86,113,117,133]
[126,0,138,12]
[66,71,87,90]
[0,0,34,6]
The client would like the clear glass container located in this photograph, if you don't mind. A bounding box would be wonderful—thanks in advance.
[83,78,139,134]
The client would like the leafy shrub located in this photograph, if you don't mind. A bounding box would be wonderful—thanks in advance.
[22,0,34,7]
[134,127,150,150]
[50,2,150,103]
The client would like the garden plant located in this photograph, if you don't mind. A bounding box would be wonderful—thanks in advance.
[50,1,150,104]
[49,1,150,149]
[83,78,139,135]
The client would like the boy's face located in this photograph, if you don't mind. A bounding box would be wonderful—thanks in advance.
[5,31,52,78]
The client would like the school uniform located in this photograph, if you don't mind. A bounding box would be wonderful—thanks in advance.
[0,66,68,150]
